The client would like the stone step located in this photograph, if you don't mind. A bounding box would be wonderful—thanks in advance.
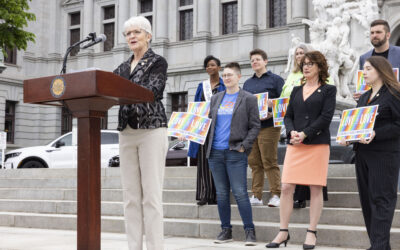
[0,176,359,192]
[0,211,398,249]
[1,188,399,208]
[162,190,400,209]
[0,199,399,228]
[0,164,357,179]
[163,177,359,192]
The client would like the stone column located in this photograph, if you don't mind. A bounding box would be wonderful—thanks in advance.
[83,0,94,39]
[117,0,130,46]
[292,0,308,20]
[241,0,257,29]
[197,0,210,35]
[154,0,168,42]
[238,0,256,59]
[152,0,168,57]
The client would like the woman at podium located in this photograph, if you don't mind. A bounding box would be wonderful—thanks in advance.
[113,16,168,250]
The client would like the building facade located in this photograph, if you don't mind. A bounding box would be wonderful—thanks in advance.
[0,0,399,148]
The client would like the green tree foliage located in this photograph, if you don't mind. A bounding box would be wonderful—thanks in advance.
[0,0,36,55]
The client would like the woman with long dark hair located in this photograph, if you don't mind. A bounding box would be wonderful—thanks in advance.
[188,55,226,205]
[340,56,400,250]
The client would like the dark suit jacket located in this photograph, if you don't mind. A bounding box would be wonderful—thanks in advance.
[354,85,400,152]
[284,84,336,145]
[359,45,400,69]
[206,89,260,158]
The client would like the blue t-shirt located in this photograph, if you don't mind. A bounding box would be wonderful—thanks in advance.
[212,92,239,150]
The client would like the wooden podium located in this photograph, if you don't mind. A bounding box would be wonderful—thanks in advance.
[23,70,154,250]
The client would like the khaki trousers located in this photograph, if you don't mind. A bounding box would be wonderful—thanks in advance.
[248,126,281,199]
[119,127,168,250]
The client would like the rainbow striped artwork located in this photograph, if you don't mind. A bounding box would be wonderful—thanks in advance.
[167,112,212,145]
[272,97,290,127]
[187,102,210,117]
[356,68,399,94]
[255,92,269,119]
[393,68,399,81]
[356,70,370,94]
[336,105,379,142]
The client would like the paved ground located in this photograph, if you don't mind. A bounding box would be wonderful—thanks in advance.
[0,227,364,250]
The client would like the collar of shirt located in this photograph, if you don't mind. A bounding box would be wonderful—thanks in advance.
[252,70,271,79]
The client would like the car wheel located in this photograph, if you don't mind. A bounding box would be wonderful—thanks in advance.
[20,160,45,168]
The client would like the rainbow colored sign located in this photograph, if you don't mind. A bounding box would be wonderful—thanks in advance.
[187,102,210,117]
[167,112,212,145]
[356,70,369,94]
[336,105,379,142]
[255,92,269,119]
[356,68,399,93]
[272,97,290,127]
[393,68,399,81]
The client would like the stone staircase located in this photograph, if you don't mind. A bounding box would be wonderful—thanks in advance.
[0,165,399,249]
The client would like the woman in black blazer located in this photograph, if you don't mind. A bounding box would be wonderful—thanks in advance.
[340,56,400,250]
[267,51,336,249]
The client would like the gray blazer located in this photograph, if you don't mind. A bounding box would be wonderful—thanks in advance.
[359,45,400,69]
[206,89,260,158]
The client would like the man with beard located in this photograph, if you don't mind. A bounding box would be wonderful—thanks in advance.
[359,20,400,69]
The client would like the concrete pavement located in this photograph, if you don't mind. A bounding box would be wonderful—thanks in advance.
[0,227,363,250]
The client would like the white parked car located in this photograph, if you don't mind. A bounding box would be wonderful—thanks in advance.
[3,130,119,169]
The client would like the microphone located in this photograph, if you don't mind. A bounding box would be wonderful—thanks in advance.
[81,34,107,49]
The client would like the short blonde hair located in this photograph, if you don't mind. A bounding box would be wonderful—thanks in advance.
[124,16,152,35]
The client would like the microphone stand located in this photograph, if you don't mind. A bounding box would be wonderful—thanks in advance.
[60,32,96,74]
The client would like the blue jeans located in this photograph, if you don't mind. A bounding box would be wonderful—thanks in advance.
[208,149,255,230]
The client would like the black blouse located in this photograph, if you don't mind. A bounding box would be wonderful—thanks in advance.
[113,48,168,130]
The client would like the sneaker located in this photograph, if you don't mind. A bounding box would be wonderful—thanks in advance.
[245,229,257,246]
[268,195,280,207]
[214,228,233,244]
[249,195,263,206]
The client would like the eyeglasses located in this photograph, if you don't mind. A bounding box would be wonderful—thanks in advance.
[123,29,142,37]
[222,73,235,78]
[302,62,315,68]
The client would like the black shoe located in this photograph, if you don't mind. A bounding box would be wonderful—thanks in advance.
[266,229,290,248]
[207,200,217,205]
[303,229,317,249]
[293,200,306,209]
[197,200,207,206]
[245,228,256,246]
[214,228,233,244]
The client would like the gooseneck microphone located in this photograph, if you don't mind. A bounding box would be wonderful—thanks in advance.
[60,32,107,74]
[81,34,107,49]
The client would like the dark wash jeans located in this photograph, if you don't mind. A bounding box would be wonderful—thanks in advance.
[208,149,255,230]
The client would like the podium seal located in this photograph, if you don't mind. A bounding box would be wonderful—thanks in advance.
[50,76,66,98]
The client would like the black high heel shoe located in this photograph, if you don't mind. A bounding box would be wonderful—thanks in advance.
[303,229,317,249]
[265,229,290,248]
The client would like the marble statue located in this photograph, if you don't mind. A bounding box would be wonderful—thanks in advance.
[294,0,379,99]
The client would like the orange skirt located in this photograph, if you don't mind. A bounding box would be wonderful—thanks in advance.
[282,144,329,186]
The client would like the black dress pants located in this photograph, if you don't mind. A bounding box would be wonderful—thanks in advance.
[355,150,400,250]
